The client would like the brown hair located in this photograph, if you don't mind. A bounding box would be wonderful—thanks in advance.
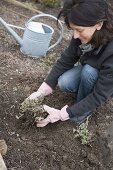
[90,3,113,47]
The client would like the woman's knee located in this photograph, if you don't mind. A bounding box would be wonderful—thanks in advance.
[58,65,83,92]
[58,72,76,92]
[58,75,69,91]
[81,64,99,84]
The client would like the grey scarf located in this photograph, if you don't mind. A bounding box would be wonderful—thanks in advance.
[79,43,103,56]
[79,44,94,55]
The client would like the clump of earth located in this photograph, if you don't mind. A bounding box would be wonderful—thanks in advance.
[20,96,47,122]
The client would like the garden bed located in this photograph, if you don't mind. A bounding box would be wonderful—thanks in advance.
[0,0,113,169]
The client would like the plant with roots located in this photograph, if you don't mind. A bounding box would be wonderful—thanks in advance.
[20,96,47,121]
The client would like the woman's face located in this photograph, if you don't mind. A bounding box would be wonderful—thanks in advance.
[69,22,103,44]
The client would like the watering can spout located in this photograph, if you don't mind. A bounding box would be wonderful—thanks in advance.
[0,17,23,46]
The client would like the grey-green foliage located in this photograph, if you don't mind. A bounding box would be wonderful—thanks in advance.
[20,96,44,113]
[73,119,89,145]
[20,96,47,121]
[41,0,61,8]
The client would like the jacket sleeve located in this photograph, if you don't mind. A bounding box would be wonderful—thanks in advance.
[45,38,80,89]
[66,55,113,118]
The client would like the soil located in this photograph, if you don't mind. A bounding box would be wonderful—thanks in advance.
[0,0,113,170]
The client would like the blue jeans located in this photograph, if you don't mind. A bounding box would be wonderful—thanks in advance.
[58,64,99,123]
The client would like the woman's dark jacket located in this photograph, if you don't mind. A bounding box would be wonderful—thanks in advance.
[45,38,113,118]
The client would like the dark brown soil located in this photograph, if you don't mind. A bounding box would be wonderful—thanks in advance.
[0,0,113,170]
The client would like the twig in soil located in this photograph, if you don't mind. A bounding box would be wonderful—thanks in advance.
[7,166,24,170]
[5,8,29,19]
[4,0,43,14]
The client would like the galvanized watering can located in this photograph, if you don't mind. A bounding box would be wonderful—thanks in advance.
[0,14,64,57]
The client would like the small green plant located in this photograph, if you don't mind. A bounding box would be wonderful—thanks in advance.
[41,0,61,8]
[73,119,89,145]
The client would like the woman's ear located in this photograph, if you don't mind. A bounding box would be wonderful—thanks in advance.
[96,22,104,30]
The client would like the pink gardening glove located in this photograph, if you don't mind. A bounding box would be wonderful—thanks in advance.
[27,82,53,100]
[36,105,69,127]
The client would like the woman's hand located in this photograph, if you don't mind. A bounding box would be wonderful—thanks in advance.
[27,91,42,100]
[36,105,69,127]
[27,82,53,100]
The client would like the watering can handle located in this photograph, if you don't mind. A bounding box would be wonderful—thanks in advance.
[27,14,64,50]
